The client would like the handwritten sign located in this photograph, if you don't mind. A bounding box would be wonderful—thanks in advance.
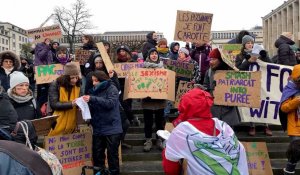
[213,70,261,108]
[242,142,273,175]
[75,49,92,65]
[218,47,239,71]
[123,68,176,101]
[174,10,213,43]
[31,115,58,136]
[163,59,194,78]
[175,81,194,108]
[27,24,62,43]
[34,62,80,84]
[45,132,92,175]
[218,44,242,63]
[96,42,114,72]
[114,62,144,78]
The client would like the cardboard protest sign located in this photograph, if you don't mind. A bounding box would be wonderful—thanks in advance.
[218,44,242,63]
[45,132,93,175]
[123,68,176,101]
[27,24,62,43]
[239,60,293,125]
[162,59,194,78]
[113,62,144,78]
[174,10,213,43]
[34,62,80,84]
[31,115,58,136]
[75,49,92,65]
[96,42,114,72]
[218,47,239,71]
[213,70,261,108]
[242,142,273,175]
[174,80,194,108]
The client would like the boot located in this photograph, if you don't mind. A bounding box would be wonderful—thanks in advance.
[156,138,164,151]
[248,127,256,136]
[143,138,153,152]
[283,168,295,175]
[265,127,272,136]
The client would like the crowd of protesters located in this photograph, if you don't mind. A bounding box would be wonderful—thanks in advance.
[0,30,300,175]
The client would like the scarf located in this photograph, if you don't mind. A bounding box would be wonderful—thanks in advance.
[156,47,169,54]
[2,67,13,75]
[48,85,80,136]
[89,81,109,95]
[7,89,33,103]
[177,56,191,63]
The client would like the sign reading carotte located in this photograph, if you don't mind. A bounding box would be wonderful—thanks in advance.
[174,10,213,43]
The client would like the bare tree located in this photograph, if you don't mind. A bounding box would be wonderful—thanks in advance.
[54,0,93,53]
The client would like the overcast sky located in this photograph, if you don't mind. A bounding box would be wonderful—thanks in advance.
[1,0,285,42]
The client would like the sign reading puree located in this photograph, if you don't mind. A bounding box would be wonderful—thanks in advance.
[213,70,261,108]
[123,68,175,101]
[45,132,92,175]
[174,10,213,43]
[35,62,80,84]
[27,24,62,43]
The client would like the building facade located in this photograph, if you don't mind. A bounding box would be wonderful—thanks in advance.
[0,22,28,54]
[262,0,299,56]
[211,27,263,47]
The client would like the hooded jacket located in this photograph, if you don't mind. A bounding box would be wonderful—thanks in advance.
[142,31,157,60]
[274,35,297,66]
[167,42,180,60]
[0,51,21,91]
[34,42,53,66]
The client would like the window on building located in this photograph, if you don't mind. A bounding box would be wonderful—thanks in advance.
[19,36,21,41]
[2,38,4,44]
[25,38,27,43]
[12,34,15,39]
[2,47,4,51]
[19,43,22,49]
[13,42,16,48]
[22,37,24,42]
[6,40,8,45]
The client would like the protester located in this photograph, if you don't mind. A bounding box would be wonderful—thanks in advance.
[280,64,300,174]
[156,38,169,59]
[82,35,98,51]
[82,71,122,175]
[7,71,40,121]
[34,38,54,110]
[190,42,211,84]
[203,48,240,126]
[19,56,35,92]
[48,62,82,136]
[228,30,251,44]
[163,87,248,175]
[284,139,300,175]
[54,46,72,65]
[274,32,297,66]
[0,51,21,91]
[177,47,200,83]
[142,31,158,60]
[115,45,140,126]
[168,42,180,60]
[142,48,166,152]
[50,41,60,63]
[235,35,272,136]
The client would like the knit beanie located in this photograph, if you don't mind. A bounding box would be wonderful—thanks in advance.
[242,35,254,45]
[63,62,80,76]
[179,47,189,55]
[157,38,168,46]
[209,48,221,59]
[9,71,29,89]
[94,56,103,63]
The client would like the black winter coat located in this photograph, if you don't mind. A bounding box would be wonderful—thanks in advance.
[10,99,40,121]
[274,35,297,66]
[88,80,122,136]
[0,87,18,132]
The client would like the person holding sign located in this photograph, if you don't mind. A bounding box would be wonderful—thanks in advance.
[203,48,240,127]
[163,87,248,175]
[235,35,273,136]
[82,71,122,175]
[48,62,82,136]
[142,48,166,152]
[280,65,300,174]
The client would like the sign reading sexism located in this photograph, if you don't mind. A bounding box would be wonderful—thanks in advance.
[213,70,261,108]
[174,10,213,43]
[123,68,176,101]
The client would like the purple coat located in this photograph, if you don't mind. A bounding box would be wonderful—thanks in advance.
[34,43,53,66]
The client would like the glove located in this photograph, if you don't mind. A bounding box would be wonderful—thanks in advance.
[259,50,267,58]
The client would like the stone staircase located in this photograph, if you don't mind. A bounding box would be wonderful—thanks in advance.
[120,101,300,175]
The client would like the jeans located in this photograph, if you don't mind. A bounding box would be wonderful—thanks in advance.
[285,136,300,173]
[143,109,165,138]
[92,134,121,175]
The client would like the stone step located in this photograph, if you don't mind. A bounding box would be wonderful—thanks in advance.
[120,160,300,175]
